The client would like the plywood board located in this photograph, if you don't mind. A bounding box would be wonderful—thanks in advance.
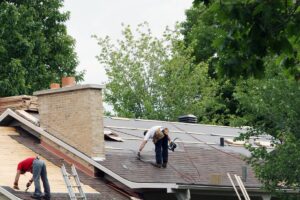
[0,127,98,193]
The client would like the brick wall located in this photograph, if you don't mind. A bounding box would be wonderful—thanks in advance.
[40,136,95,176]
[34,85,105,159]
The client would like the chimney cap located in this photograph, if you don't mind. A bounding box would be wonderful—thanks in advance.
[34,84,105,96]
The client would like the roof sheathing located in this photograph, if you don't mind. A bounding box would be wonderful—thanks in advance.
[5,130,127,200]
[0,127,97,194]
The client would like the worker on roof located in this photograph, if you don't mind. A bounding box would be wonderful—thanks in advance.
[138,126,171,168]
[13,156,51,200]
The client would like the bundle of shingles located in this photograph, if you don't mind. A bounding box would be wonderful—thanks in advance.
[0,95,38,114]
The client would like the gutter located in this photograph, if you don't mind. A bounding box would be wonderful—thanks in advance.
[0,109,178,190]
[0,186,22,200]
[177,184,262,191]
[176,184,299,195]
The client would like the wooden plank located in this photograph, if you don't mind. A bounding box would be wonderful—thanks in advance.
[0,130,98,193]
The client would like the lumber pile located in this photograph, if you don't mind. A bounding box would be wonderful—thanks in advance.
[0,95,38,114]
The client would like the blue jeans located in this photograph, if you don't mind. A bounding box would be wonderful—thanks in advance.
[155,135,168,164]
[33,159,51,198]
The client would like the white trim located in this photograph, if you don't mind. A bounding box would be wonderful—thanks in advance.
[0,186,22,200]
[33,84,105,96]
[109,116,243,129]
[105,125,210,136]
[0,109,177,190]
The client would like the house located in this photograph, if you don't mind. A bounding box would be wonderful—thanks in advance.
[0,83,276,200]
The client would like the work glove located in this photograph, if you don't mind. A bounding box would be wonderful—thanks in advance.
[26,180,33,188]
[13,182,19,190]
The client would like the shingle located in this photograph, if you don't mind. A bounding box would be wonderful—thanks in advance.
[100,146,261,187]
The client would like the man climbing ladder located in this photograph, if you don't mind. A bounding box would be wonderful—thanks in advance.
[138,126,171,168]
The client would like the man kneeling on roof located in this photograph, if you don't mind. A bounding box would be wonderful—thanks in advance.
[138,126,171,168]
[13,156,51,200]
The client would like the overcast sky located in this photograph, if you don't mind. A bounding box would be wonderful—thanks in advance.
[63,0,193,85]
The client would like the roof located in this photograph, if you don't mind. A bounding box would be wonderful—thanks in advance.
[0,126,129,200]
[0,109,274,198]
[102,117,262,187]
[103,117,254,155]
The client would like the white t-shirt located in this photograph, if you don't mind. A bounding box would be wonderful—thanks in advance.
[144,126,163,141]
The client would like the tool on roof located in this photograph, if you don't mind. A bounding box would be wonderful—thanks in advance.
[25,179,33,192]
[61,164,87,200]
[168,138,178,152]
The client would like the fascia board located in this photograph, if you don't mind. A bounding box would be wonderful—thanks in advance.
[0,109,177,190]
[0,186,22,200]
[177,184,261,191]
[177,184,299,194]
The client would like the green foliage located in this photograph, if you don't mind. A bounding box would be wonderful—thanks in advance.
[95,23,220,120]
[182,0,300,196]
[234,63,300,196]
[0,0,83,97]
[184,0,300,79]
[95,23,167,119]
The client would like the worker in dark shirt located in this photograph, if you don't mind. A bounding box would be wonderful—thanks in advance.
[14,157,51,200]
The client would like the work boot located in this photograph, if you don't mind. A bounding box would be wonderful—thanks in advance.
[162,163,167,168]
[31,195,42,200]
[43,195,51,200]
[151,162,162,168]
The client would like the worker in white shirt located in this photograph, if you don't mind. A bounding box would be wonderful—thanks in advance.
[138,126,170,168]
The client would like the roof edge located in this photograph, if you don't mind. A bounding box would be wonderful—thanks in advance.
[177,184,299,194]
[106,116,247,130]
[33,84,105,96]
[0,186,22,200]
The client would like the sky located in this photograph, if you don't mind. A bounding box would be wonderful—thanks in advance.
[62,0,193,85]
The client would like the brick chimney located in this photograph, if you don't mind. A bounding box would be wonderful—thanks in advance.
[34,84,105,160]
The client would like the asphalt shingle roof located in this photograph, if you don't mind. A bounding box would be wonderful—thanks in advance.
[100,146,261,187]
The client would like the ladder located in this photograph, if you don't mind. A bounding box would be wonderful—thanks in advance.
[227,173,251,200]
[61,164,87,200]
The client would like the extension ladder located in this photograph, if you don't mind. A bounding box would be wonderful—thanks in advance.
[61,164,87,200]
[227,173,251,200]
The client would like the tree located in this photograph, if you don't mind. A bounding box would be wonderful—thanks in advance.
[183,0,300,197]
[181,0,300,126]
[95,23,218,120]
[0,0,83,97]
[183,0,300,79]
[181,4,241,125]
[235,64,300,198]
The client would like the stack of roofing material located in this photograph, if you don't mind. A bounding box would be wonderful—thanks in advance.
[0,95,38,114]
[178,114,198,123]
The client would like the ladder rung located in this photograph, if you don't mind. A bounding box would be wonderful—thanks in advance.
[61,164,87,200]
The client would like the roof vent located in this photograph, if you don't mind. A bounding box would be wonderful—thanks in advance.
[178,114,197,123]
